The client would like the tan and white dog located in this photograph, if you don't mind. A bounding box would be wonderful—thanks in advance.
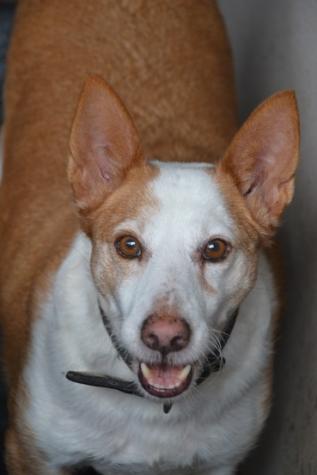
[0,1,299,474]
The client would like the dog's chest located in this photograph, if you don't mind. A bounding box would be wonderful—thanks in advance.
[69,406,224,471]
[24,373,230,469]
[22,234,273,472]
[24,359,260,474]
[33,396,250,474]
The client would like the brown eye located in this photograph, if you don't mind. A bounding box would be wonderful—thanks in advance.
[202,238,230,262]
[115,235,142,259]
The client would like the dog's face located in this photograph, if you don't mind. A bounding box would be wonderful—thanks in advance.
[69,76,299,400]
[89,162,258,398]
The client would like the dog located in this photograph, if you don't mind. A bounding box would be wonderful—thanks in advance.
[0,1,299,474]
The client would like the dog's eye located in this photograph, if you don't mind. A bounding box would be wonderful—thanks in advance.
[202,238,230,262]
[115,235,142,259]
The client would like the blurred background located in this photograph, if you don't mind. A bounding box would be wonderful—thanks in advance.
[1,1,316,474]
[219,1,317,474]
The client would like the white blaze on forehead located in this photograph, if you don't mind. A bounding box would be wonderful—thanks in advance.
[147,161,234,247]
[118,161,238,361]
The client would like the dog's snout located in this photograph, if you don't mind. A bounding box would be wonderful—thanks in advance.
[141,314,191,354]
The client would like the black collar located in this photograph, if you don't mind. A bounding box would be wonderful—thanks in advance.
[66,307,239,414]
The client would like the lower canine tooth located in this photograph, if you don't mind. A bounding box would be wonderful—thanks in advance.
[141,362,151,379]
[179,365,191,382]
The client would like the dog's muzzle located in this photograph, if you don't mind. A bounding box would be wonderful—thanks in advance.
[66,306,239,414]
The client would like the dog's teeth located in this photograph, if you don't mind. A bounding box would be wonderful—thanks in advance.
[140,362,191,390]
[140,362,151,379]
[179,365,191,382]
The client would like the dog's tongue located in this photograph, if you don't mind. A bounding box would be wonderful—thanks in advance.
[139,362,192,397]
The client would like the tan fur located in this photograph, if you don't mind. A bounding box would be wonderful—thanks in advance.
[5,424,71,475]
[0,0,237,383]
[218,91,300,238]
[0,2,237,472]
[69,76,145,219]
[91,164,159,292]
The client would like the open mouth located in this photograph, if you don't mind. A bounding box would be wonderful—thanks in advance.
[138,362,193,398]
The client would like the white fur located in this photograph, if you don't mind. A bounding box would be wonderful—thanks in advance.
[23,163,276,474]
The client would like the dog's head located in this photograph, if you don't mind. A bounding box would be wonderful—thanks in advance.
[68,76,299,400]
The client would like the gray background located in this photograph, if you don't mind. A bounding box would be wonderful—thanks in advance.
[0,1,316,474]
[219,1,317,474]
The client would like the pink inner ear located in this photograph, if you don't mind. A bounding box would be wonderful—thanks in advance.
[93,145,112,182]
[221,91,299,234]
[69,76,144,211]
[243,145,297,223]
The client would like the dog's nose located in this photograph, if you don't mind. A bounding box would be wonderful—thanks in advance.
[141,314,191,354]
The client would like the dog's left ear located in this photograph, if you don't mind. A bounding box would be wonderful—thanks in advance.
[69,75,143,214]
[219,91,300,236]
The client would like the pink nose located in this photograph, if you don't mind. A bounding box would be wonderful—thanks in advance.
[141,314,191,354]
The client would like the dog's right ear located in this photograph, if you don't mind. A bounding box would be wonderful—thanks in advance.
[69,76,143,213]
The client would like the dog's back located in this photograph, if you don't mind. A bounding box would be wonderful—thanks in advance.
[0,0,237,386]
